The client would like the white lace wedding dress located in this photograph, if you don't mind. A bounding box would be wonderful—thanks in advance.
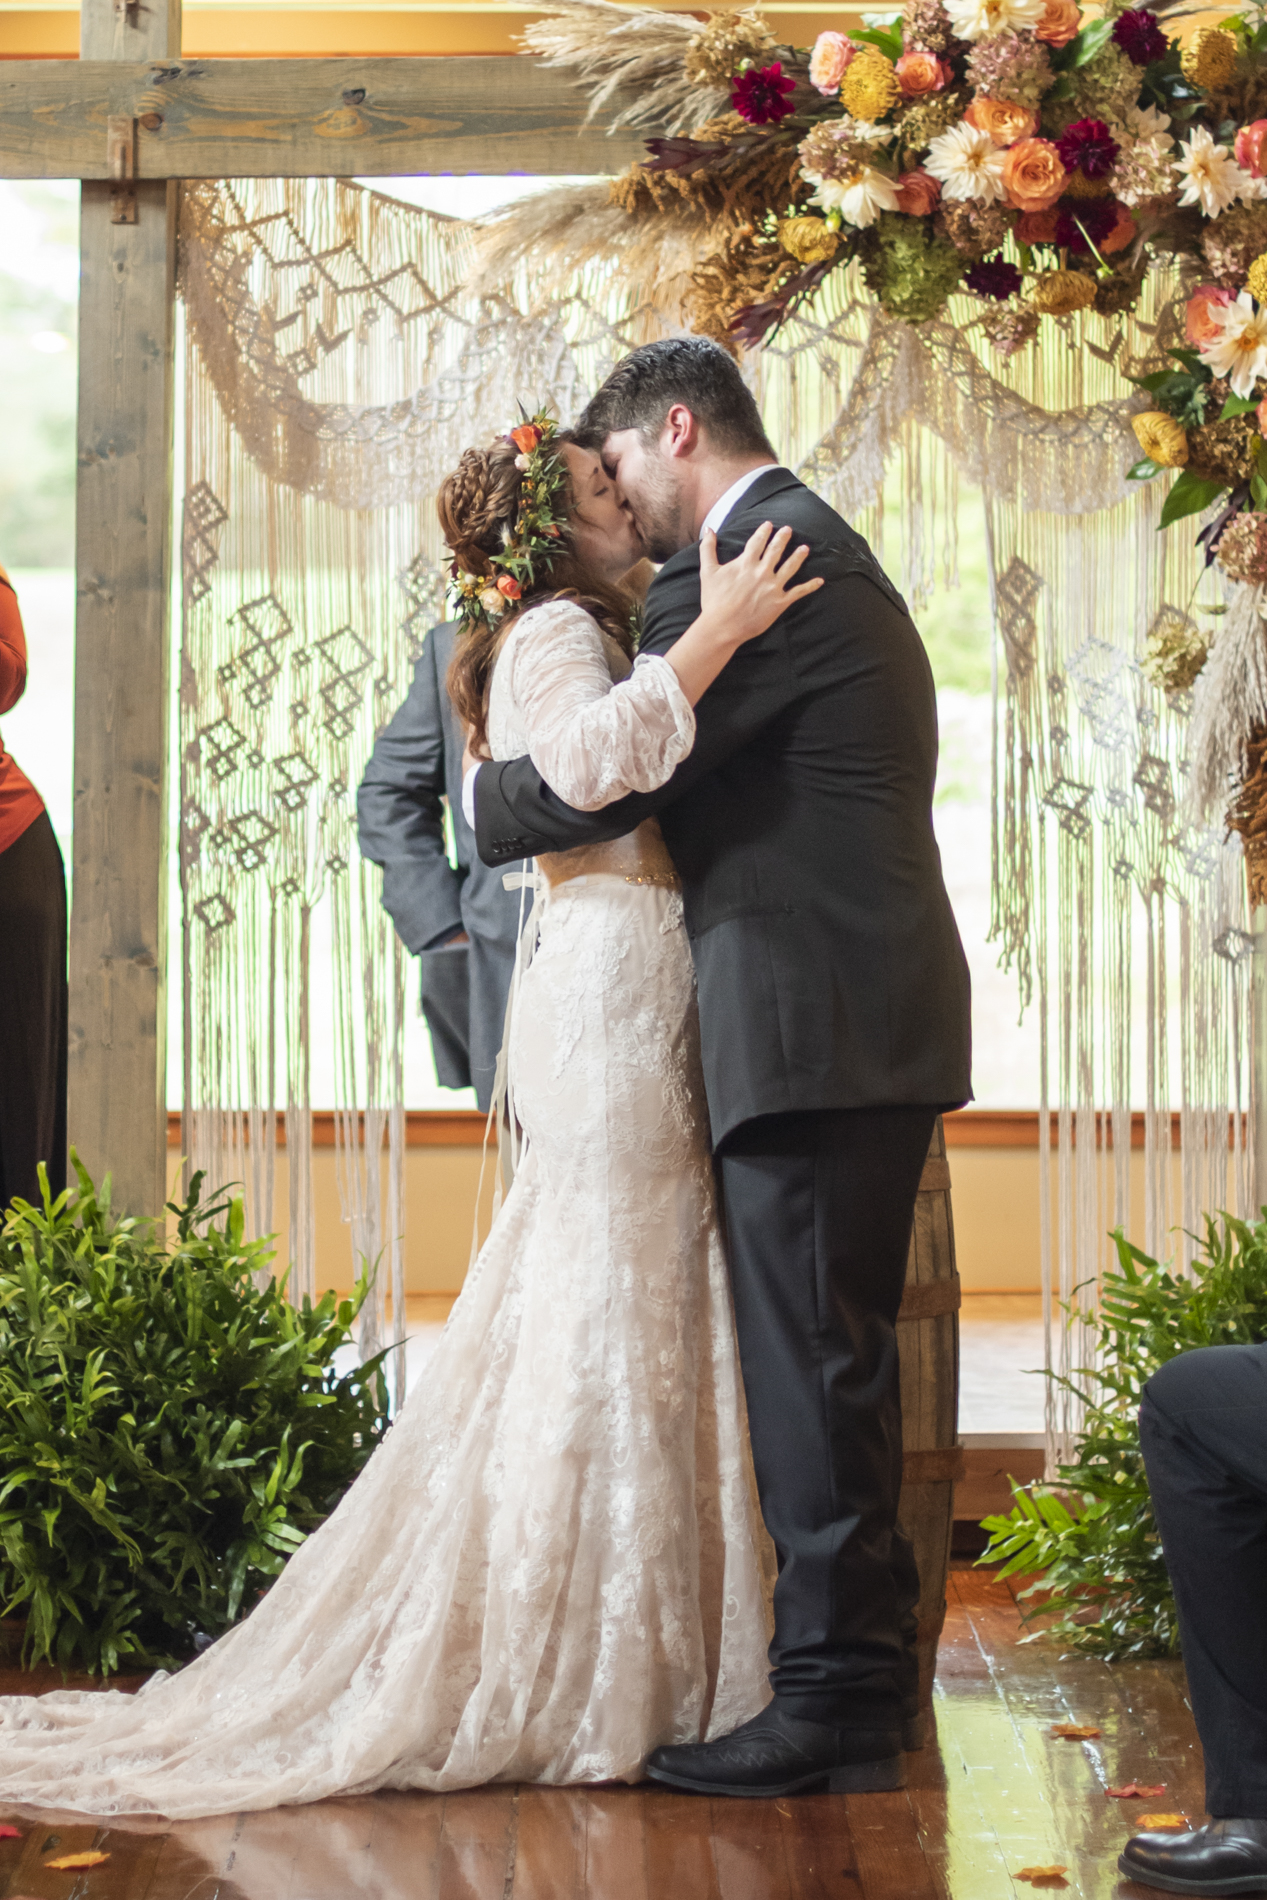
[0,598,774,1819]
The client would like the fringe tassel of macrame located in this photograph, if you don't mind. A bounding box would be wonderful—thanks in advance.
[1185,581,1267,828]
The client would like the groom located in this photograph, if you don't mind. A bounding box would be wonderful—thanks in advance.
[470,337,971,1797]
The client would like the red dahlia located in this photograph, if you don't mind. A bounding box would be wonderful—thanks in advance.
[965,256,1023,300]
[1055,197,1118,251]
[1111,7,1167,65]
[731,61,797,125]
[1056,118,1120,180]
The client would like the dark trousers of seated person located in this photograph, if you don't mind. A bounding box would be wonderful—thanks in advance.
[0,810,67,1208]
[1140,1342,1267,1818]
[716,1104,937,1727]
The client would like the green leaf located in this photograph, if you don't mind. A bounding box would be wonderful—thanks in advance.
[1069,17,1115,65]
[1222,394,1260,419]
[1127,457,1162,482]
[1158,469,1227,528]
[1252,471,1267,509]
[850,22,904,60]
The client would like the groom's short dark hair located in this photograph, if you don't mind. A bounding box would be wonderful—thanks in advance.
[575,337,775,460]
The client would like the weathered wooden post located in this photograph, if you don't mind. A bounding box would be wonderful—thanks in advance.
[68,0,180,1214]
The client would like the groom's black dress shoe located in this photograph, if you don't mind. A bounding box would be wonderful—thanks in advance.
[644,1705,905,1797]
[1118,1818,1267,1894]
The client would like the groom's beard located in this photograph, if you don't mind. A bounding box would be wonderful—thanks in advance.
[627,456,689,564]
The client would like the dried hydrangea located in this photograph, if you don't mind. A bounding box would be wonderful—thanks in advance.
[1142,608,1208,692]
[859,211,965,320]
[935,198,1014,256]
[965,31,1054,108]
[1048,44,1147,134]
[897,89,967,154]
[684,10,777,87]
[799,116,891,181]
[903,0,958,53]
[1109,131,1178,209]
[981,302,1040,355]
[1215,510,1267,586]
[1201,204,1267,287]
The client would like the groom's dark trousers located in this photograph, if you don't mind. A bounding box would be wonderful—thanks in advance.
[1140,1344,1267,1817]
[473,467,972,1730]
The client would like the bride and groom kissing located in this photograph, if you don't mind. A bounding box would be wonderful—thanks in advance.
[0,336,970,1819]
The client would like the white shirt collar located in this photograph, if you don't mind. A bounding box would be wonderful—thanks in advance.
[699,465,777,541]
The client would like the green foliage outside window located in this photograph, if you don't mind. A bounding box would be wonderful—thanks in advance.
[980,1213,1267,1660]
[0,1158,390,1677]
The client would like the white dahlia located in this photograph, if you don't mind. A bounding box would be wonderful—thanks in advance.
[813,165,901,227]
[1175,125,1253,219]
[925,121,1009,202]
[944,0,1043,42]
[1198,291,1267,399]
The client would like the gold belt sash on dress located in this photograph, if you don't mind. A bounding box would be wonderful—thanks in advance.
[537,818,681,892]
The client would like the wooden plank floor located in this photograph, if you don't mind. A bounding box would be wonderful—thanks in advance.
[0,1570,1202,1898]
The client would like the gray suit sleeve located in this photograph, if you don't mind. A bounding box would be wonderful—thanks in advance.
[356,633,465,953]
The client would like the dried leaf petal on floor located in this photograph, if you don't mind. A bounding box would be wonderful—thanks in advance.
[43,1851,111,1869]
[1017,1868,1068,1885]
[0,1825,21,1839]
[1106,1783,1167,1798]
[1136,1815,1189,1829]
[1051,1723,1101,1738]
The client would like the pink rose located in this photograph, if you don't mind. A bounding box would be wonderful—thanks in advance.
[895,49,952,96]
[1186,283,1236,346]
[1258,394,1267,434]
[809,31,855,95]
[894,168,942,214]
[1236,119,1267,177]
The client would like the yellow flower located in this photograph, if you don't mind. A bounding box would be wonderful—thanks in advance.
[778,217,842,264]
[1131,411,1190,467]
[1180,26,1238,91]
[840,49,902,122]
[1248,251,1267,304]
[1028,269,1098,315]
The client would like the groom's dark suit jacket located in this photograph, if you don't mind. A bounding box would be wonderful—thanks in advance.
[473,466,972,1146]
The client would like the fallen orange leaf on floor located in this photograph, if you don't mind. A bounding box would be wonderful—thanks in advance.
[1016,1867,1067,1884]
[1136,1815,1188,1830]
[43,1851,110,1869]
[0,1825,21,1839]
[1106,1783,1166,1799]
[1051,1723,1100,1739]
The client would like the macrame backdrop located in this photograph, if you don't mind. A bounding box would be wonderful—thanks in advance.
[177,175,1254,1458]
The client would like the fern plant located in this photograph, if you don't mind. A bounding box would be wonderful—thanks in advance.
[0,1156,391,1676]
[980,1211,1267,1659]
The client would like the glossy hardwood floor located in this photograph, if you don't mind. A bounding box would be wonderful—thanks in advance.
[0,1569,1202,1899]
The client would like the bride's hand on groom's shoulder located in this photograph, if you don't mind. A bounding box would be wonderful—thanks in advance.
[662,523,823,708]
[699,522,822,650]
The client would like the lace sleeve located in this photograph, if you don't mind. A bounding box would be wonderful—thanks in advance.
[507,599,695,811]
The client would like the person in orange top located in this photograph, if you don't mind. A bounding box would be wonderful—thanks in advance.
[0,565,66,1207]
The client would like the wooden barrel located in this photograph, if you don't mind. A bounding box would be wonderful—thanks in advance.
[896,1115,962,1711]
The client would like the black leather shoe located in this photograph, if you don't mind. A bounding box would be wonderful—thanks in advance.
[1119,1818,1267,1894]
[644,1705,905,1798]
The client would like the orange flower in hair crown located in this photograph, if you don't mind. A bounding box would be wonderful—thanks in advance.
[446,409,568,634]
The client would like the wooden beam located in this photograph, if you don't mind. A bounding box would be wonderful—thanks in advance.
[68,0,179,1216]
[0,56,652,175]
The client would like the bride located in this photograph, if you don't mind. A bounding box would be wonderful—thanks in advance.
[0,412,821,1819]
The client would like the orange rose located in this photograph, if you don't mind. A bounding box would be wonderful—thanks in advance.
[1003,137,1069,212]
[1015,206,1060,243]
[1100,202,1137,255]
[509,424,541,454]
[966,96,1039,147]
[1034,0,1081,46]
[1236,119,1267,177]
[496,574,522,600]
[894,168,942,215]
[895,49,952,96]
[1185,283,1236,346]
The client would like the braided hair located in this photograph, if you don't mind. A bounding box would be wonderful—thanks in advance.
[439,435,637,760]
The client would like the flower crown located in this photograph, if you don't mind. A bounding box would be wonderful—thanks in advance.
[446,409,569,635]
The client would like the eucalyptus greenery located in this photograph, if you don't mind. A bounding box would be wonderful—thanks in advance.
[980,1212,1267,1660]
[0,1157,391,1677]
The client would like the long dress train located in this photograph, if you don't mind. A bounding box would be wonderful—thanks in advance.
[0,597,773,1818]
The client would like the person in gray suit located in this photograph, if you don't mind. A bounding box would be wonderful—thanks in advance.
[357,619,523,1112]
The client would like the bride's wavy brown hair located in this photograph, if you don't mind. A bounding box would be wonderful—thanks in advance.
[439,433,637,759]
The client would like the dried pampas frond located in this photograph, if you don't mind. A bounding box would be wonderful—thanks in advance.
[466,179,710,315]
[522,0,730,135]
